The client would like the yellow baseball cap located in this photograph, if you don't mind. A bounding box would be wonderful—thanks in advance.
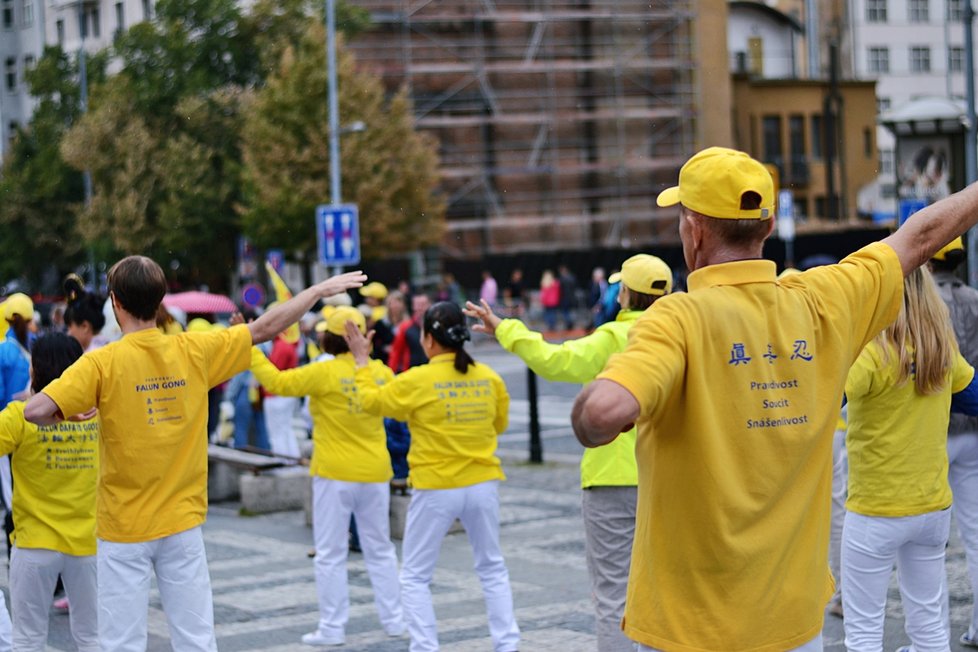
[933,237,965,262]
[359,282,388,300]
[608,254,673,296]
[3,293,33,320]
[657,147,774,220]
[325,306,366,336]
[187,317,212,333]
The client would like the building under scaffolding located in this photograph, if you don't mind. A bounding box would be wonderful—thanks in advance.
[347,1,703,257]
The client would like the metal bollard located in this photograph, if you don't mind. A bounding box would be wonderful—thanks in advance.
[527,367,543,463]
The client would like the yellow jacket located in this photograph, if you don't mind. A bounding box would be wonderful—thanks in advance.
[495,312,640,487]
[355,353,508,489]
[251,348,394,482]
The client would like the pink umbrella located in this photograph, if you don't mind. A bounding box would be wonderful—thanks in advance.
[162,291,236,314]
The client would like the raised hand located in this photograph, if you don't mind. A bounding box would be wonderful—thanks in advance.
[314,271,368,298]
[343,320,374,367]
[463,299,502,337]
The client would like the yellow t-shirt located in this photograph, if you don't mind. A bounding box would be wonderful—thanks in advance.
[846,341,973,516]
[43,325,252,543]
[597,242,903,652]
[354,353,508,489]
[251,348,394,482]
[0,402,98,555]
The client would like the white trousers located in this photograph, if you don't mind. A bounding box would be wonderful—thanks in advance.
[263,395,301,459]
[638,633,823,652]
[0,588,10,652]
[947,432,978,638]
[9,546,97,651]
[311,478,403,639]
[98,526,217,652]
[829,426,848,602]
[842,509,951,652]
[401,481,519,652]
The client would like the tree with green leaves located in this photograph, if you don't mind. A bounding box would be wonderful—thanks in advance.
[0,46,106,290]
[240,22,445,265]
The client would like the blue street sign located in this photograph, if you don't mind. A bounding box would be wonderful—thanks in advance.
[316,204,360,267]
[898,198,929,226]
[241,283,266,308]
[266,249,285,272]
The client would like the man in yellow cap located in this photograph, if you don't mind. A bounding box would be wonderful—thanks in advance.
[929,237,978,648]
[572,146,978,652]
[465,253,671,652]
[23,255,365,651]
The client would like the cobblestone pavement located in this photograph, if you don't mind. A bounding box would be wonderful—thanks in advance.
[29,341,978,650]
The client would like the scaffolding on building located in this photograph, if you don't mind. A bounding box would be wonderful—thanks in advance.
[347,0,699,257]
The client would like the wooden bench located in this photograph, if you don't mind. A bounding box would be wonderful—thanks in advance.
[207,444,290,474]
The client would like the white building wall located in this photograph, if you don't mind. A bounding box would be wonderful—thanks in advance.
[848,0,976,216]
[0,0,45,158]
[728,8,800,78]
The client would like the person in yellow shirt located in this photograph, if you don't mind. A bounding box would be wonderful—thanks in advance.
[23,255,367,652]
[463,253,671,652]
[251,306,405,647]
[0,332,98,651]
[344,301,520,652]
[843,266,978,652]
[571,146,978,652]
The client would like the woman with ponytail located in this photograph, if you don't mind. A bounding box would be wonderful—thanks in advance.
[63,275,107,352]
[843,266,978,651]
[345,301,520,652]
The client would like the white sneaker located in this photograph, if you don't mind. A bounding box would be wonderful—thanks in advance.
[962,631,978,649]
[385,625,407,638]
[301,631,344,646]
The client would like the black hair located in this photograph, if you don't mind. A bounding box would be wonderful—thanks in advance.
[932,249,966,272]
[321,331,349,356]
[423,301,474,373]
[107,255,167,322]
[31,332,84,394]
[63,274,106,334]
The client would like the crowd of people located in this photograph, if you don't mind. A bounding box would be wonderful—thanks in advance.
[2,145,978,652]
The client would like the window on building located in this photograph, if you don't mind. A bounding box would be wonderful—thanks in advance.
[948,0,964,20]
[880,150,895,175]
[79,9,87,38]
[5,58,16,92]
[22,54,33,87]
[877,96,892,114]
[142,0,152,20]
[908,0,929,21]
[811,114,823,159]
[56,18,64,44]
[114,1,123,38]
[2,0,13,29]
[868,47,890,73]
[7,121,18,145]
[949,46,965,72]
[863,128,873,158]
[21,0,30,26]
[788,115,808,184]
[867,0,888,21]
[762,115,783,172]
[90,6,100,37]
[910,46,931,72]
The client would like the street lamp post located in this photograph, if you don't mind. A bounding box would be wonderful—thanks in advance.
[326,0,341,208]
[77,3,96,289]
[964,2,978,288]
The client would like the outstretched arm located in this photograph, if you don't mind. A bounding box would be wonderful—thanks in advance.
[883,183,978,275]
[248,271,366,344]
[571,379,640,448]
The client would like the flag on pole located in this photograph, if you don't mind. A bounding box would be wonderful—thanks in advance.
[265,261,300,344]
